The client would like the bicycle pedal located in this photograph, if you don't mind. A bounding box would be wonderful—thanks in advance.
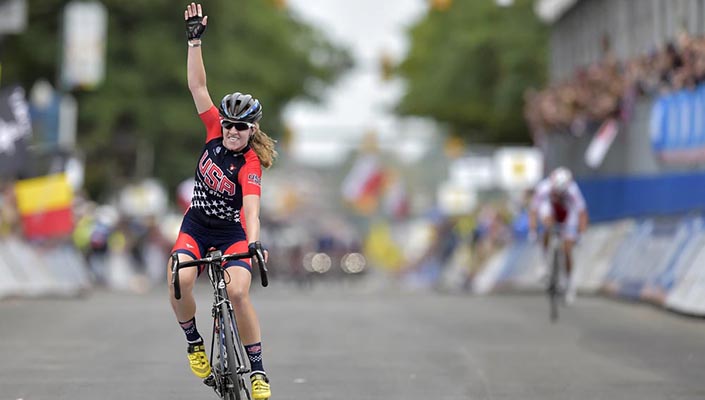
[203,374,216,387]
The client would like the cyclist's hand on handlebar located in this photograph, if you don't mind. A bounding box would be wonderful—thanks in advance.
[248,241,270,287]
[248,241,262,255]
[248,241,268,264]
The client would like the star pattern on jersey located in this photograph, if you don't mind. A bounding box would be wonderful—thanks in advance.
[191,180,241,222]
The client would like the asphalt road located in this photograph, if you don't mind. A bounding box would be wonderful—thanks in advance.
[2,274,704,400]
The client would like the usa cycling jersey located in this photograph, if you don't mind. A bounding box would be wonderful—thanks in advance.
[171,105,262,269]
[188,106,261,226]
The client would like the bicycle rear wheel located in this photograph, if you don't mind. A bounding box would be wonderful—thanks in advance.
[548,248,560,322]
[220,303,245,400]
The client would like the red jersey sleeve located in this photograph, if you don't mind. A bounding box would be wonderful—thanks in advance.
[199,106,222,143]
[239,150,262,196]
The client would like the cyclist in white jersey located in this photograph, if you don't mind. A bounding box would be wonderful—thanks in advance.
[528,167,589,303]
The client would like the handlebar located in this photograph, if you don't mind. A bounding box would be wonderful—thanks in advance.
[171,250,269,300]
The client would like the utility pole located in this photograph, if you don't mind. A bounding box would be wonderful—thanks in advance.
[0,0,28,86]
[0,35,4,86]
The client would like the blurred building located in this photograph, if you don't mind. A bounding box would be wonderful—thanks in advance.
[540,0,703,81]
[533,0,705,222]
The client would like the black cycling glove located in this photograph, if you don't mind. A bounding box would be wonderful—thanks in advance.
[186,15,206,40]
[248,241,264,257]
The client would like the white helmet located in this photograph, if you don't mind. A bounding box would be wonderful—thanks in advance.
[550,167,573,193]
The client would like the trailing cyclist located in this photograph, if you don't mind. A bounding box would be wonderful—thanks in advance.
[166,3,277,399]
[528,167,588,304]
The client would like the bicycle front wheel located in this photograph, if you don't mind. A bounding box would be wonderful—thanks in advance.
[219,303,243,400]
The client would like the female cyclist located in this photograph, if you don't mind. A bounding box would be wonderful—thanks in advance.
[167,3,277,399]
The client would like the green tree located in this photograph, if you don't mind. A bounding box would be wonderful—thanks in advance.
[396,0,547,143]
[3,0,352,199]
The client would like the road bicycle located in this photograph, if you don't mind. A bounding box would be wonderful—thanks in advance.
[546,227,565,323]
[171,246,268,400]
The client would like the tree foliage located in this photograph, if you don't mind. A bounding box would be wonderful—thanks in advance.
[396,0,547,143]
[3,0,352,199]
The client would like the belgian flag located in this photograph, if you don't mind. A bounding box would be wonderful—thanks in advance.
[14,173,74,239]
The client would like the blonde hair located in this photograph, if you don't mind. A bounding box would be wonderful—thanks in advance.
[250,126,278,168]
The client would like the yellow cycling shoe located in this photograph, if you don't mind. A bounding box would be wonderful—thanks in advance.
[187,342,211,379]
[250,373,271,399]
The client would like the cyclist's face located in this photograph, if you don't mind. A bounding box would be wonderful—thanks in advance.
[221,122,253,151]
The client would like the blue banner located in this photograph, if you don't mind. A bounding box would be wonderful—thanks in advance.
[578,171,705,222]
[650,84,705,162]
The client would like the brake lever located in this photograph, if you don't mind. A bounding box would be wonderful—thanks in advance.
[255,249,269,287]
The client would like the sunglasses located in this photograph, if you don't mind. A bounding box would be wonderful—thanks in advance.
[221,120,255,131]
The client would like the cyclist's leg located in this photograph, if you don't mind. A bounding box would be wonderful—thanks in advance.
[561,212,580,276]
[168,232,204,323]
[561,217,579,303]
[538,202,554,252]
[222,241,261,352]
[168,257,198,321]
[561,238,575,276]
[222,240,271,399]
[537,202,554,281]
[168,232,211,378]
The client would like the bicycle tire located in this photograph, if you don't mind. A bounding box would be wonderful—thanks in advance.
[549,247,560,322]
[220,303,243,400]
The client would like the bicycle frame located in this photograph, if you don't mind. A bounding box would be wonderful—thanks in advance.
[171,248,268,400]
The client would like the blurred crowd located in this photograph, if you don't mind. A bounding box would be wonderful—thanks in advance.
[70,200,176,291]
[524,31,705,136]
[263,215,366,288]
[0,178,177,292]
[0,183,19,238]
[390,194,531,292]
[0,177,369,293]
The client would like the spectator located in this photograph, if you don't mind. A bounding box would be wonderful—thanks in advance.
[525,30,705,136]
[0,182,20,237]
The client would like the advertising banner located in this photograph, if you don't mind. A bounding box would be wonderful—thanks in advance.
[650,84,705,163]
[14,173,74,239]
[666,241,705,316]
[0,86,32,178]
[641,218,703,301]
[0,0,27,34]
[584,118,618,169]
[494,147,543,191]
[61,1,108,89]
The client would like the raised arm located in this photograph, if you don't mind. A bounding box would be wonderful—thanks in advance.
[185,3,214,113]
